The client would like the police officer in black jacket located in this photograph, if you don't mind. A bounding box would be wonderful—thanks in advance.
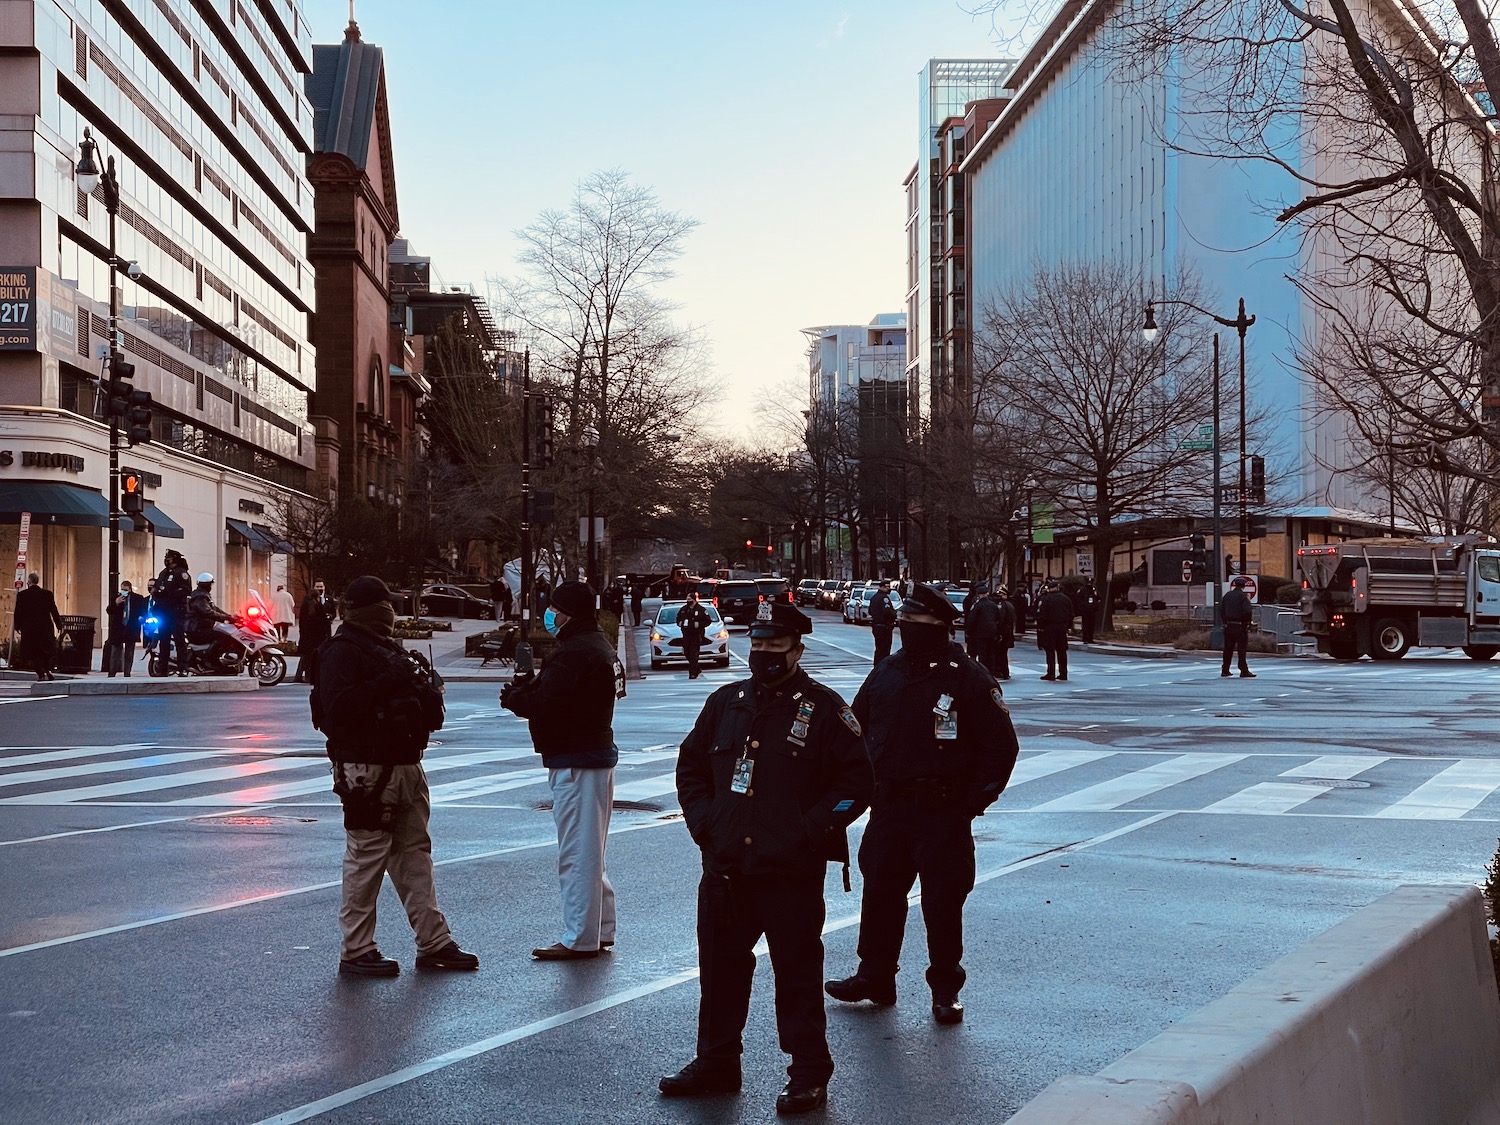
[662,600,874,1116]
[313,576,478,978]
[826,583,1019,1025]
[868,578,897,665]
[1220,576,1257,677]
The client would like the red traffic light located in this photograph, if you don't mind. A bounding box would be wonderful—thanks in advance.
[766,545,772,554]
[745,539,752,549]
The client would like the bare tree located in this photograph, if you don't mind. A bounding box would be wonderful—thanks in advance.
[974,261,1220,624]
[973,0,1500,503]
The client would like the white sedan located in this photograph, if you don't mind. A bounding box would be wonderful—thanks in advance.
[649,601,732,670]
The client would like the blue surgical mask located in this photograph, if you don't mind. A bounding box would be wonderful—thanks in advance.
[543,608,560,636]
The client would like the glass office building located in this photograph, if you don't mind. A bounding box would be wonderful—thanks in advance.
[0,0,317,625]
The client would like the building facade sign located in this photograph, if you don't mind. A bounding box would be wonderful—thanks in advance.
[0,268,36,350]
[0,450,86,472]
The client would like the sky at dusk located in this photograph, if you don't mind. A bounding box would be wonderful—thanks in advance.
[304,0,1010,437]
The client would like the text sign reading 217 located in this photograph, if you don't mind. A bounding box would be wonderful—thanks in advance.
[0,268,36,350]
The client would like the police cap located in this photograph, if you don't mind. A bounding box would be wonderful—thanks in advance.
[1231,576,1249,587]
[898,582,961,624]
[747,599,813,639]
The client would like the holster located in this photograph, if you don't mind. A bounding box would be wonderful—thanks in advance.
[332,764,395,832]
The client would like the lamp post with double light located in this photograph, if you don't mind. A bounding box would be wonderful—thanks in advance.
[582,424,599,595]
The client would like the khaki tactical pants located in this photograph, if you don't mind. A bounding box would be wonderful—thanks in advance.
[337,762,453,960]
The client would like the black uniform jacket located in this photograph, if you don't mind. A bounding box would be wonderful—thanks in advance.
[967,597,1000,639]
[1036,591,1075,630]
[851,641,1020,816]
[13,586,62,636]
[502,621,622,769]
[677,668,874,876]
[315,623,428,766]
[869,591,896,628]
[1220,589,1254,627]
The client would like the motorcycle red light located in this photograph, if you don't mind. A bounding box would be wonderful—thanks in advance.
[245,606,261,616]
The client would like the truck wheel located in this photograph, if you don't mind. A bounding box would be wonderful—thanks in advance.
[1369,618,1411,660]
[1463,645,1499,661]
[1328,635,1360,662]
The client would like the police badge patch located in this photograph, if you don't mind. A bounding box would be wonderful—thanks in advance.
[839,706,862,736]
[756,600,774,622]
[990,687,1009,714]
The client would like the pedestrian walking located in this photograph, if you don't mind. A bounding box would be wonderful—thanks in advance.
[630,583,645,627]
[868,578,897,666]
[104,580,148,677]
[295,579,334,683]
[1220,576,1257,678]
[13,573,62,681]
[605,580,626,620]
[966,587,1000,677]
[677,591,711,679]
[489,575,512,622]
[825,583,1019,1026]
[1036,579,1074,681]
[154,550,193,675]
[661,600,873,1115]
[501,581,626,960]
[270,584,296,642]
[310,576,478,977]
[1078,579,1099,644]
[993,588,1016,681]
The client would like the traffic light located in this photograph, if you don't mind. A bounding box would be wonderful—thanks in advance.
[745,538,753,549]
[104,355,135,418]
[121,472,143,515]
[534,397,555,468]
[1188,532,1207,581]
[766,544,773,555]
[1250,454,1265,502]
[527,490,555,524]
[126,387,152,445]
[1248,513,1268,540]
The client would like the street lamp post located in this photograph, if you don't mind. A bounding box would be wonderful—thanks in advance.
[582,425,599,594]
[75,128,126,601]
[1023,476,1039,589]
[517,349,534,674]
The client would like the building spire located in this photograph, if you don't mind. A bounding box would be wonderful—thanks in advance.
[345,0,360,40]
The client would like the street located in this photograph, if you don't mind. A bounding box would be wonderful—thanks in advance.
[3,612,1499,1124]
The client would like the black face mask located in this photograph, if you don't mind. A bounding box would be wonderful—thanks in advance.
[748,650,795,684]
[899,621,950,654]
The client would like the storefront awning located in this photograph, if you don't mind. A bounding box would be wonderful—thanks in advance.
[134,501,185,539]
[0,481,111,526]
[226,518,287,553]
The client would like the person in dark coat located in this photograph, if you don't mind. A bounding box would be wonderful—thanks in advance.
[966,589,1000,677]
[489,576,512,622]
[1035,580,1075,681]
[104,579,148,677]
[153,550,193,675]
[295,579,335,683]
[661,600,873,1116]
[502,581,626,959]
[868,578,897,665]
[630,583,646,627]
[993,588,1016,681]
[13,573,63,681]
[1011,585,1029,636]
[961,582,987,658]
[1078,579,1099,644]
[825,583,1019,1026]
[677,591,712,679]
[312,575,478,977]
[1220,576,1257,678]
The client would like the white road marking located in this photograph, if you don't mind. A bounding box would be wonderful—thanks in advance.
[0,696,65,707]
[1382,760,1500,819]
[0,750,240,790]
[1026,753,1247,812]
[1005,750,1115,787]
[247,811,1177,1125]
[1203,755,1385,815]
[0,744,158,769]
[612,771,681,803]
[0,808,273,848]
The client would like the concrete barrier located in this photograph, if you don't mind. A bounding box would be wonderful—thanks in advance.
[1007,885,1500,1125]
[30,676,259,696]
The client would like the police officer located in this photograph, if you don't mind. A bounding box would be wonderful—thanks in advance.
[1036,579,1075,681]
[678,591,712,679]
[185,573,234,671]
[825,583,1019,1025]
[312,576,478,977]
[662,600,873,1116]
[154,550,193,676]
[1220,575,1257,678]
[868,578,897,665]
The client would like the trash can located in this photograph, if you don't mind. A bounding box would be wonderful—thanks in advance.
[56,615,96,673]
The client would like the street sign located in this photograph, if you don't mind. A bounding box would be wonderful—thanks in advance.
[1241,575,1259,602]
[1178,440,1213,452]
[1181,560,1194,583]
[13,511,29,589]
[1076,552,1093,577]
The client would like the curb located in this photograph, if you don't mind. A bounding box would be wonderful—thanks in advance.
[30,676,260,696]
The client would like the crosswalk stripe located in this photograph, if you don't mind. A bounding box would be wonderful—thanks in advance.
[0,750,236,790]
[1381,760,1500,819]
[1026,753,1248,812]
[0,756,317,805]
[1005,750,1116,788]
[1203,755,1387,815]
[428,767,549,803]
[613,771,681,803]
[0,744,158,769]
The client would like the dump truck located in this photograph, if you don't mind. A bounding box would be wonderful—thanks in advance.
[1296,536,1500,660]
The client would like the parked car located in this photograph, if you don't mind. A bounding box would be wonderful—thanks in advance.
[420,584,495,619]
[841,582,869,623]
[708,579,762,626]
[648,601,731,670]
[846,585,884,625]
[945,587,968,629]
[756,578,793,606]
[796,579,821,607]
[815,579,842,609]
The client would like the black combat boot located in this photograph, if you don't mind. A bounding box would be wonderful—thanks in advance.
[823,974,897,1006]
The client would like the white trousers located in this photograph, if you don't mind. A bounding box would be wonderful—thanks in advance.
[548,766,617,951]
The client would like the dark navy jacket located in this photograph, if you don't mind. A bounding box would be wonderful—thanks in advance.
[502,620,623,769]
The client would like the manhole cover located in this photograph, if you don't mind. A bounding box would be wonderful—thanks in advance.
[1213,713,1250,718]
[193,814,318,825]
[1297,779,1372,789]
[530,800,664,813]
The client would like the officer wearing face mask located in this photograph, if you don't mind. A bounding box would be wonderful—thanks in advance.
[826,583,1019,1026]
[662,600,873,1116]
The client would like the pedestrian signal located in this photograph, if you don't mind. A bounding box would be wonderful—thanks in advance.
[534,397,555,468]
[122,473,143,515]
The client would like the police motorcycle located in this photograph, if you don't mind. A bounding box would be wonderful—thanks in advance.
[147,589,288,686]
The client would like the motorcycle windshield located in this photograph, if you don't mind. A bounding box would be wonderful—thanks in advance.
[244,590,278,639]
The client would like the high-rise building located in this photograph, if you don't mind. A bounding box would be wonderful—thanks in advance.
[0,0,317,627]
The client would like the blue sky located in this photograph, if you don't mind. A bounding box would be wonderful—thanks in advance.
[305,1,1006,436]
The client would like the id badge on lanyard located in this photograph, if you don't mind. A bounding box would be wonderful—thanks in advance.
[731,754,754,794]
[933,692,958,741]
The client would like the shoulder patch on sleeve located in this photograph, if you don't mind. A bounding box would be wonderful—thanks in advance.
[990,687,1010,715]
[839,706,863,736]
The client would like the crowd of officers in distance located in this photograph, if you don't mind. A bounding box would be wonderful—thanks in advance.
[306,567,1022,1117]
